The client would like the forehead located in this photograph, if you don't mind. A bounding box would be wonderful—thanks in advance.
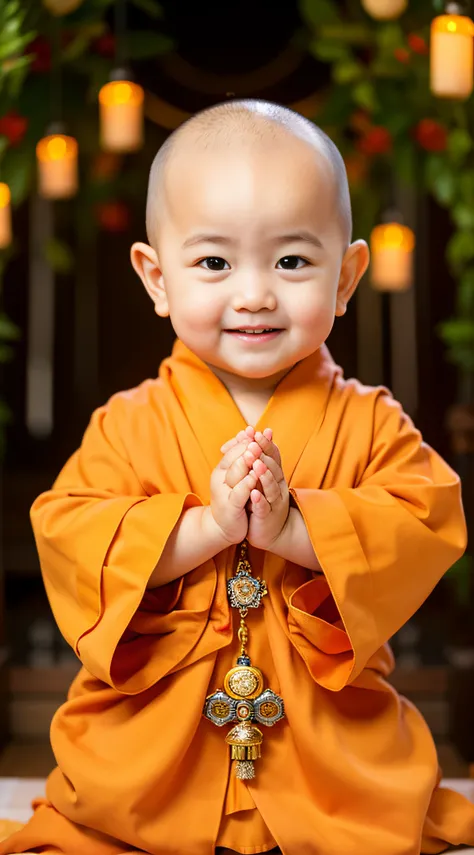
[162,133,338,234]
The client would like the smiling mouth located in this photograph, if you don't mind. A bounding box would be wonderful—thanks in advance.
[225,328,282,334]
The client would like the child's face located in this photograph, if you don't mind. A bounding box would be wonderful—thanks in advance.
[133,132,368,384]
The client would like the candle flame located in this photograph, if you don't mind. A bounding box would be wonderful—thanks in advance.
[0,183,11,208]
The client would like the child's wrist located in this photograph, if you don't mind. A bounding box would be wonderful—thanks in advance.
[201,505,234,551]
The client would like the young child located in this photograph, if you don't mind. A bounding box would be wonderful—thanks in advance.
[1,98,474,855]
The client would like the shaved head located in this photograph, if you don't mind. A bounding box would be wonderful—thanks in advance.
[145,98,352,249]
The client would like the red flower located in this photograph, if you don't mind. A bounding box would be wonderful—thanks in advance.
[357,126,392,155]
[407,33,428,55]
[414,118,447,152]
[94,33,116,58]
[96,201,130,233]
[28,37,51,73]
[0,110,28,146]
[394,47,410,64]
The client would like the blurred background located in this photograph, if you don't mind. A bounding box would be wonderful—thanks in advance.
[0,0,473,778]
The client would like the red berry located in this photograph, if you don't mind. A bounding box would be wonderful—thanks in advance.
[357,126,392,155]
[414,119,447,152]
[0,110,28,146]
[407,33,428,55]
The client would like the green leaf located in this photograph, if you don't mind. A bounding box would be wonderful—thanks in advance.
[452,203,474,230]
[318,23,372,44]
[432,169,456,206]
[299,0,339,27]
[0,313,20,341]
[310,39,349,62]
[458,268,474,313]
[332,60,363,85]
[446,231,474,270]
[439,318,474,344]
[447,128,473,165]
[130,0,163,17]
[126,30,173,59]
[1,144,34,206]
[375,22,404,52]
[352,80,378,111]
[393,140,416,186]
[44,237,74,274]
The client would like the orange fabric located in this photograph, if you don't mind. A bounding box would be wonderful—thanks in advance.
[1,338,473,855]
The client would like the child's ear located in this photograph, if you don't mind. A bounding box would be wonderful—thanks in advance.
[130,242,169,317]
[336,239,370,317]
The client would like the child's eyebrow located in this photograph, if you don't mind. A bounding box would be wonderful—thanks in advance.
[181,231,324,250]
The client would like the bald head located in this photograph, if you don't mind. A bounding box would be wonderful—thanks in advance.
[146,98,352,249]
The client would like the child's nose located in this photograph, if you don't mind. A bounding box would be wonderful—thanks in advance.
[231,276,277,312]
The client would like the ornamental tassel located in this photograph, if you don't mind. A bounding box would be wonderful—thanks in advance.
[203,541,285,779]
[226,721,263,779]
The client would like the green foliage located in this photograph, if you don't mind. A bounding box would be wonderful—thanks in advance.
[300,0,474,389]
[0,0,172,455]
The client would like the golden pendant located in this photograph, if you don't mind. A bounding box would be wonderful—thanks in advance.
[203,540,285,779]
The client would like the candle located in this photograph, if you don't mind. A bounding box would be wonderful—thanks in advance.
[431,14,474,99]
[361,0,407,20]
[370,223,415,292]
[99,80,144,152]
[36,134,78,199]
[0,183,12,249]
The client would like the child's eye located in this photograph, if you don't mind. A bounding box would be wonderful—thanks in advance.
[198,257,230,271]
[277,256,308,270]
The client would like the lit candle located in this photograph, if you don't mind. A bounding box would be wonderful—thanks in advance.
[361,0,407,20]
[99,80,144,152]
[431,13,474,99]
[370,223,415,291]
[0,183,12,249]
[36,134,78,199]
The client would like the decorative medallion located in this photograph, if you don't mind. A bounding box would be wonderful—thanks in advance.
[224,665,263,700]
[253,689,285,726]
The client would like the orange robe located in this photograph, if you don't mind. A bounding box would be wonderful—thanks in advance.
[1,339,474,855]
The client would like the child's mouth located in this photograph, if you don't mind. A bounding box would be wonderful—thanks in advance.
[224,328,283,342]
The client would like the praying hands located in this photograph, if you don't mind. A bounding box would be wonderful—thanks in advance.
[220,426,290,551]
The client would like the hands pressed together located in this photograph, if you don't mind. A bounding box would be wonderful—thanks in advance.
[208,426,290,551]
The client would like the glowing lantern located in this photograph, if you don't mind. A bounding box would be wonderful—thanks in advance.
[361,0,407,20]
[36,133,78,199]
[0,183,12,249]
[370,223,415,292]
[430,11,474,99]
[98,78,144,152]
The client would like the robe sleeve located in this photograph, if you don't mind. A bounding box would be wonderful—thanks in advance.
[30,402,213,695]
[286,391,467,692]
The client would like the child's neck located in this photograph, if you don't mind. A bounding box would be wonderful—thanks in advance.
[210,363,292,426]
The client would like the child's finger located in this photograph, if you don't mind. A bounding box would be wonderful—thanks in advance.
[229,470,258,509]
[218,440,251,470]
[252,459,282,505]
[252,431,282,466]
[220,426,254,453]
[224,448,258,488]
[251,450,283,484]
[249,488,271,516]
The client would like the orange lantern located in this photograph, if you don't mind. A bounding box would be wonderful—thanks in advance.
[0,183,12,249]
[36,133,78,199]
[370,223,415,292]
[430,12,474,99]
[98,78,144,152]
[361,0,407,20]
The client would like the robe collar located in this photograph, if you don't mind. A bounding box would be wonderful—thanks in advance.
[163,338,341,485]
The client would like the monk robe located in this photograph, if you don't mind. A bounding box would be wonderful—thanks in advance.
[1,338,474,855]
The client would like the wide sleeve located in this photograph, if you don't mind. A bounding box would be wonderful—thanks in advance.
[285,392,467,691]
[30,402,215,695]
